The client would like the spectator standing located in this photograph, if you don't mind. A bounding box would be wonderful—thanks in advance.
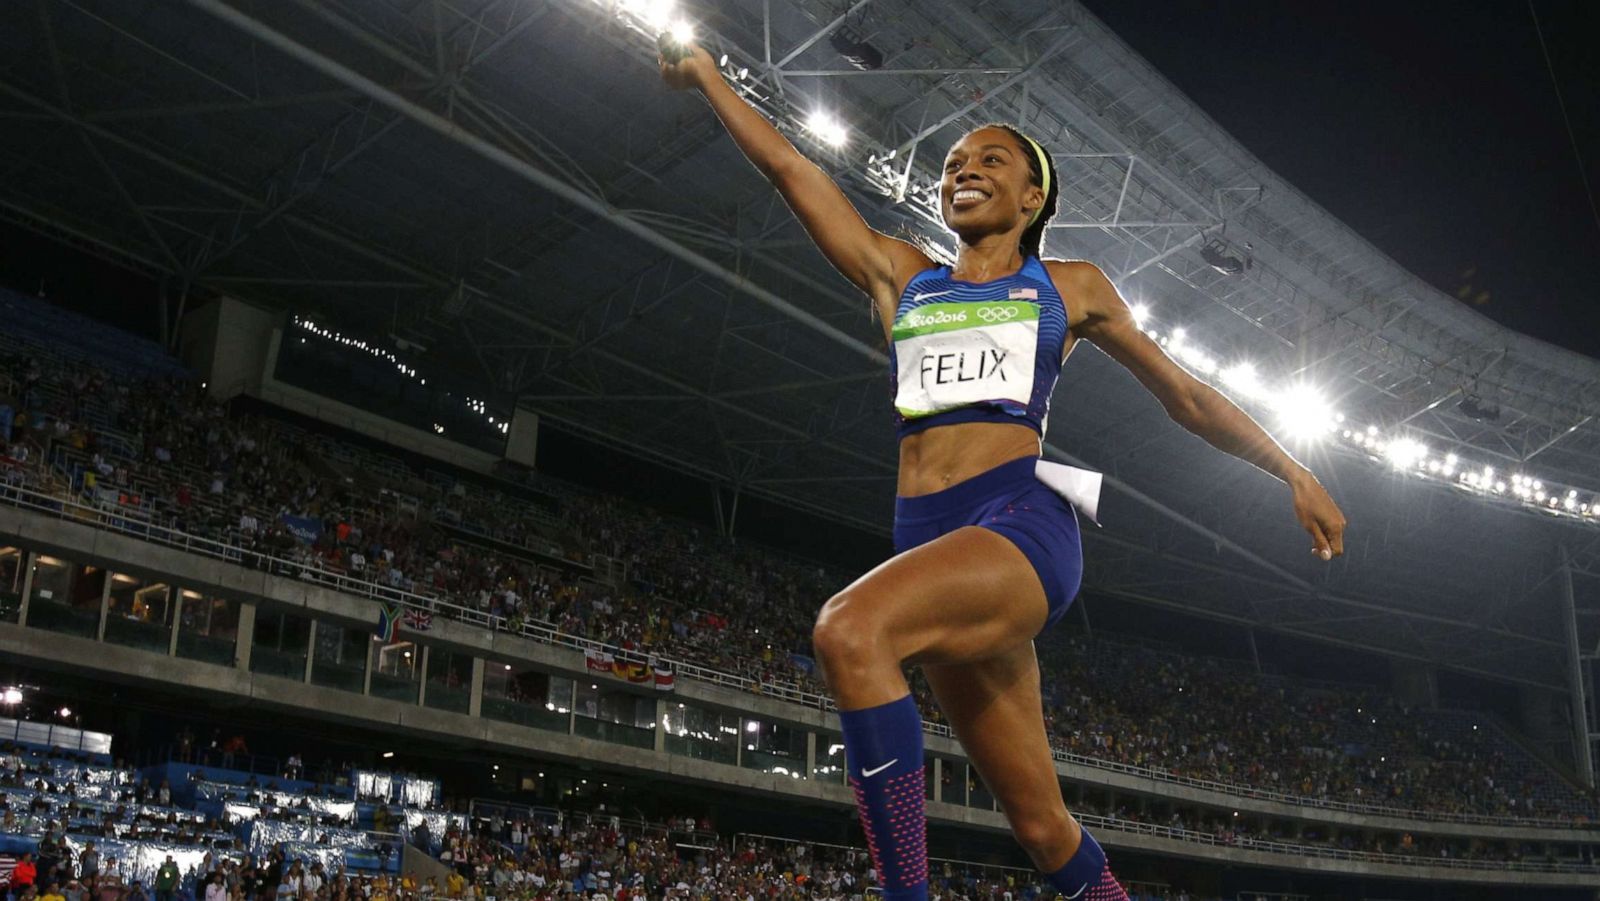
[93,867,123,901]
[301,866,322,901]
[78,843,100,888]
[34,838,61,888]
[154,858,179,901]
[12,853,38,894]
[221,736,247,770]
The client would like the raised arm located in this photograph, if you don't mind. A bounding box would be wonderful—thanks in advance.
[1052,260,1348,560]
[661,45,930,318]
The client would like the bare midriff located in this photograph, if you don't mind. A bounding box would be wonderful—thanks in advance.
[895,420,1042,497]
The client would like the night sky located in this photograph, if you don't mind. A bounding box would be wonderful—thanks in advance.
[1081,0,1600,358]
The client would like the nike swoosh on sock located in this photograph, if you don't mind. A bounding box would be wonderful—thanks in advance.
[860,759,899,778]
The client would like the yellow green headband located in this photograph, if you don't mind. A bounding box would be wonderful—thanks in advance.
[1021,135,1052,226]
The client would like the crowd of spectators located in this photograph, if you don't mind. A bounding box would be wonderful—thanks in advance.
[0,328,1594,825]
[1030,637,1591,820]
[436,814,1146,901]
[9,808,1236,901]
[1069,793,1552,869]
[3,730,1595,901]
[0,738,461,901]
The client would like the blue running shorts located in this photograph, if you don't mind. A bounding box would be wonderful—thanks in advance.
[892,454,1084,632]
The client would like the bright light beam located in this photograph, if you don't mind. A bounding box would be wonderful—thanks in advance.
[1273,385,1337,442]
[805,110,849,147]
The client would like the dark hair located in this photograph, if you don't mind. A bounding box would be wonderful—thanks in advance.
[981,123,1059,258]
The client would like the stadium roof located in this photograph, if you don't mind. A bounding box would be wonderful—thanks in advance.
[4,0,1600,691]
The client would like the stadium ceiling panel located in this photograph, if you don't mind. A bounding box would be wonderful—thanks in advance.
[2,0,1597,689]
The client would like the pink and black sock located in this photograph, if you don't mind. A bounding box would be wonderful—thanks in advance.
[1044,827,1128,900]
[839,694,927,901]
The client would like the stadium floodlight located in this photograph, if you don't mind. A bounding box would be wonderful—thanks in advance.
[1219,361,1257,394]
[1171,343,1216,375]
[0,688,19,705]
[1383,437,1427,470]
[666,19,695,47]
[1066,289,1599,520]
[621,0,678,32]
[805,110,849,147]
[1273,385,1337,441]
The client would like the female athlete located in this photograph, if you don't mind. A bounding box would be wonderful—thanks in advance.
[661,42,1347,899]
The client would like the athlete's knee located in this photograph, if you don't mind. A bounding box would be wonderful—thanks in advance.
[811,590,890,674]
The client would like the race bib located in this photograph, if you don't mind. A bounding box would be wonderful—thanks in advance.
[893,300,1038,418]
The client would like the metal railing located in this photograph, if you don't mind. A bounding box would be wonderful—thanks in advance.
[0,481,1590,832]
[743,825,1598,879]
[0,715,114,754]
[1074,812,1600,875]
[1045,752,1588,830]
[736,832,1040,882]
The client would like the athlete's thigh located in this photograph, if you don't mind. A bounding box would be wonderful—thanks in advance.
[824,525,1048,667]
[923,642,1071,829]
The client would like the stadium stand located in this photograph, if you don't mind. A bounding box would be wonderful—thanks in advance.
[1,715,1588,901]
[0,287,1594,831]
[0,726,477,898]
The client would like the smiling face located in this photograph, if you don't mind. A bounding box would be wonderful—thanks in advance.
[940,126,1043,241]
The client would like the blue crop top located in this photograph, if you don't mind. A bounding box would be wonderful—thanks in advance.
[888,256,1070,439]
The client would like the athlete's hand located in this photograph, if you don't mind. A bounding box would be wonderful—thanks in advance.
[658,39,717,92]
[1290,470,1346,561]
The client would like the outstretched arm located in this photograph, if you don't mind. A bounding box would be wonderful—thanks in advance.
[661,45,930,318]
[1055,260,1348,560]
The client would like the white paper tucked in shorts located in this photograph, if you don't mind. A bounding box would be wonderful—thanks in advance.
[1034,460,1103,526]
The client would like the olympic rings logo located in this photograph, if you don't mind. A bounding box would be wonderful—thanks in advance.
[976,306,1021,323]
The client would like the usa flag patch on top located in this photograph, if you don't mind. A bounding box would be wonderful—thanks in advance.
[1009,287,1038,300]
